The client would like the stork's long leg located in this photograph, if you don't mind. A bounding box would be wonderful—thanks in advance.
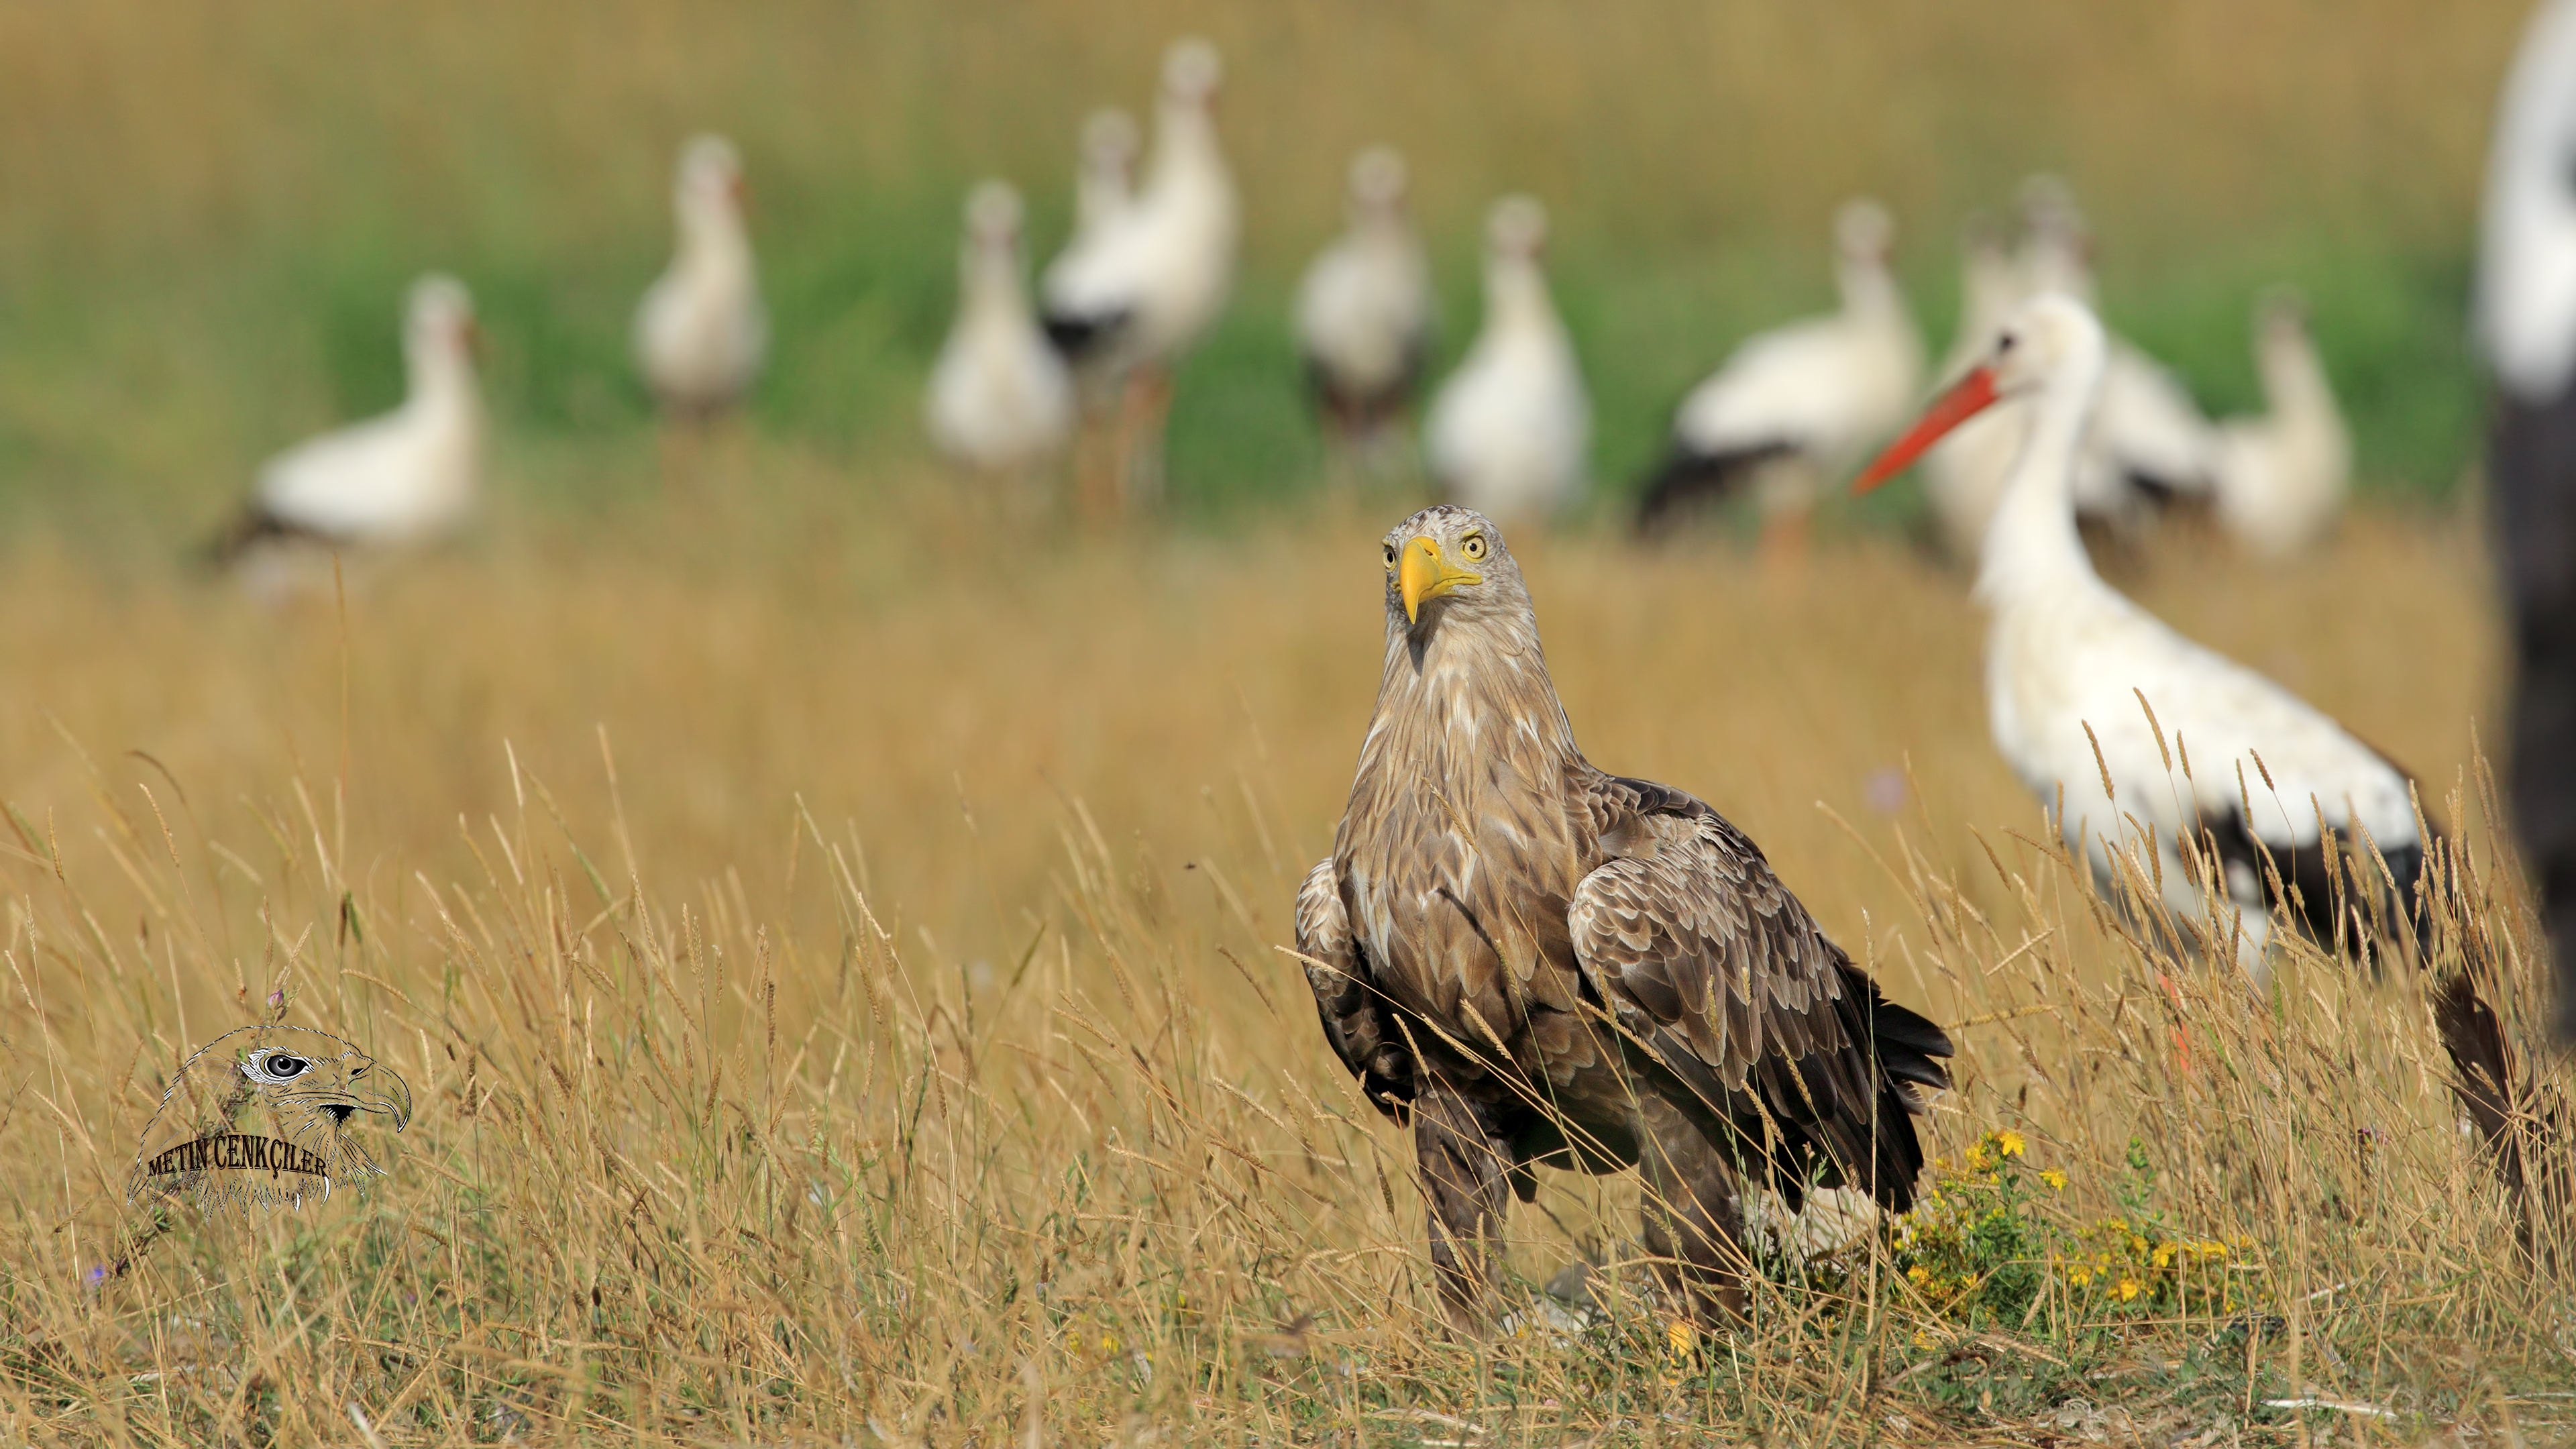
[1120,363,1174,509]
[1413,1085,1511,1328]
[1637,1093,1750,1324]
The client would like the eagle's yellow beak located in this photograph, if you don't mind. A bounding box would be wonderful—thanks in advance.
[1399,536,1481,623]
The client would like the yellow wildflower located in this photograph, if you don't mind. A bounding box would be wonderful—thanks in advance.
[2114,1279,2141,1302]
[1666,1320,1698,1358]
[2151,1242,2176,1269]
[1964,1144,1989,1171]
[2040,1168,2068,1190]
[1907,1264,1930,1285]
[1996,1130,2027,1159]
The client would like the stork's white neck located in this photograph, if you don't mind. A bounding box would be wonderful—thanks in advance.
[405,333,478,415]
[676,193,753,273]
[1483,254,1558,345]
[1346,206,1411,250]
[2479,0,2576,398]
[1976,336,2104,606]
[2257,323,2334,424]
[1145,98,1226,199]
[1837,253,1904,321]
[961,236,1032,328]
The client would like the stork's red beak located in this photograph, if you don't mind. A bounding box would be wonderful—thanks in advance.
[1854,365,2000,493]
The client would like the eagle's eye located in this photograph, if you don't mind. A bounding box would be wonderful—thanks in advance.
[1459,533,1487,561]
[1382,542,1398,570]
[257,1054,309,1080]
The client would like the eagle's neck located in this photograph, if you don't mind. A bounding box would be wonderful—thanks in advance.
[1357,605,1585,808]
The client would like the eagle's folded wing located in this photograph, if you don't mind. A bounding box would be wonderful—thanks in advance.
[1567,792,1949,1211]
[1295,859,1417,1122]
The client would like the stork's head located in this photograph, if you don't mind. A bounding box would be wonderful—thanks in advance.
[2017,173,2088,255]
[2255,286,2312,349]
[1162,38,1223,107]
[405,274,478,366]
[964,180,1025,252]
[1486,195,1549,262]
[1835,198,1895,266]
[1081,108,1140,176]
[1381,505,1529,634]
[676,133,748,221]
[1347,146,1409,219]
[1857,294,2104,492]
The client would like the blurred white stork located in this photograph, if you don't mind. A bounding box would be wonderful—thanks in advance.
[215,274,482,573]
[1858,293,2526,1183]
[1040,39,1237,512]
[1634,199,1923,549]
[2210,291,2351,557]
[1294,146,1434,471]
[1424,196,1589,525]
[2012,177,2221,532]
[633,135,767,419]
[2481,0,2576,1044]
[926,181,1075,479]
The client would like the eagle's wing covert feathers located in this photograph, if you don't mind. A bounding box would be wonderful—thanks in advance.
[1567,782,1949,1210]
[1296,859,1417,1122]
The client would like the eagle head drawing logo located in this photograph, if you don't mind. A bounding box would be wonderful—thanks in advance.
[127,1026,413,1215]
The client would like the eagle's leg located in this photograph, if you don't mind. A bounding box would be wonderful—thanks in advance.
[1637,1093,1750,1324]
[1414,1085,1512,1328]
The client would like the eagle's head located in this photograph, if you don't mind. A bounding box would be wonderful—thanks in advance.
[128,1025,413,1216]
[1379,505,1534,638]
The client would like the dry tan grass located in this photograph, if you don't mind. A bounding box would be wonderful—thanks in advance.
[0,468,2567,1444]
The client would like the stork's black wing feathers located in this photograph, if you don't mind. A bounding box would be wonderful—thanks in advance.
[1633,441,1795,539]
[1042,307,1132,364]
[204,502,337,568]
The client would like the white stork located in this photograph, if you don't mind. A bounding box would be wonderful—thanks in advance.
[2210,292,2351,558]
[1634,199,1923,549]
[2011,177,2221,531]
[925,181,1075,478]
[1858,292,2525,1177]
[1423,196,1589,525]
[2481,0,2576,1042]
[215,274,481,568]
[1294,146,1434,464]
[1040,38,1237,511]
[633,135,767,419]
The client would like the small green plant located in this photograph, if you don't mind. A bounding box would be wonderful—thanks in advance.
[2056,1138,2255,1317]
[1894,1128,2051,1327]
[1896,1132,2262,1332]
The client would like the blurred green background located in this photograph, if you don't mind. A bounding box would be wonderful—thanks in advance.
[0,0,2533,539]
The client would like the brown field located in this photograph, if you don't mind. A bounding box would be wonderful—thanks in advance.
[0,470,2567,1444]
[3,0,2573,1442]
